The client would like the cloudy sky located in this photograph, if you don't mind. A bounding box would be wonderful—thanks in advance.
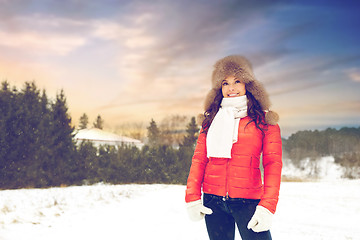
[1,0,359,137]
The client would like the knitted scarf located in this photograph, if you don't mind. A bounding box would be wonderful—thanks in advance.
[206,95,248,158]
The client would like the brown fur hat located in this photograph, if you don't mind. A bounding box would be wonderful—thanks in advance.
[204,55,279,125]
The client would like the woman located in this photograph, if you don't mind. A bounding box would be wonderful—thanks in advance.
[185,55,282,240]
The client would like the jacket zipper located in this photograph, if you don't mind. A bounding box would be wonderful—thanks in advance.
[224,159,230,201]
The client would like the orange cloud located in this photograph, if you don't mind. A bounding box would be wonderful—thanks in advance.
[346,68,360,82]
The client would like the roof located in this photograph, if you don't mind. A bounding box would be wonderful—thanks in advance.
[74,128,142,146]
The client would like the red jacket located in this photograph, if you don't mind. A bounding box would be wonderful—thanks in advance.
[185,116,282,213]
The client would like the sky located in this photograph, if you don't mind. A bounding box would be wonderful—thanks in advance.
[0,0,359,137]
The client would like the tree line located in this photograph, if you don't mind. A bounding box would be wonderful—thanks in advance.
[1,81,360,189]
[283,127,360,178]
[0,81,199,189]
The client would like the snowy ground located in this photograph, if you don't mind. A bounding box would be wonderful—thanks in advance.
[1,180,360,240]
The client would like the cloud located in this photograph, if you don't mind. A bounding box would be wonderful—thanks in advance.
[1,1,294,104]
[0,14,89,55]
[2,0,358,134]
[254,54,360,99]
[346,68,360,82]
[93,1,291,109]
[0,30,86,55]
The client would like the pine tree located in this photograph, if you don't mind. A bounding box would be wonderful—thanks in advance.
[0,81,14,187]
[34,89,53,187]
[147,119,160,147]
[93,114,104,129]
[48,89,76,186]
[0,81,50,188]
[177,116,200,184]
[181,116,200,149]
[79,113,89,129]
[76,141,98,184]
[0,81,11,162]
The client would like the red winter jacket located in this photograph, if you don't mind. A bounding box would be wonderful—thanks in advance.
[185,116,282,214]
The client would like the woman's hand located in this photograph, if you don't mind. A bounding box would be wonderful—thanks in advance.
[186,200,213,221]
[247,205,273,232]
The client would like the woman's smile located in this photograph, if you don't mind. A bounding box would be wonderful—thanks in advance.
[227,92,241,97]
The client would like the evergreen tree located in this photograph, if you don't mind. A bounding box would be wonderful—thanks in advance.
[181,116,200,149]
[47,89,76,186]
[20,82,44,186]
[0,81,11,162]
[0,81,14,186]
[147,119,160,147]
[76,141,98,184]
[177,116,200,184]
[0,81,52,188]
[8,82,43,187]
[34,89,53,187]
[93,114,104,129]
[79,113,89,129]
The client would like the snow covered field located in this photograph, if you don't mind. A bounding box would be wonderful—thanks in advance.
[1,180,360,240]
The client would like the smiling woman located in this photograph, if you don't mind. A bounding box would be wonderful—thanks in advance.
[185,55,282,240]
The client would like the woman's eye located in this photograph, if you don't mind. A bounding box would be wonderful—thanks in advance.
[222,82,228,86]
[235,80,241,84]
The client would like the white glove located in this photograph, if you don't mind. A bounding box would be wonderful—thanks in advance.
[186,200,213,221]
[247,205,273,232]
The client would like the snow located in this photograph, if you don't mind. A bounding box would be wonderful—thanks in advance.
[1,180,360,240]
[282,156,345,180]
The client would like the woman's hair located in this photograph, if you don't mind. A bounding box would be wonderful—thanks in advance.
[201,89,223,133]
[201,86,267,134]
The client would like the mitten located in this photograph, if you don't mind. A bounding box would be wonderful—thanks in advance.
[186,200,213,221]
[247,205,273,232]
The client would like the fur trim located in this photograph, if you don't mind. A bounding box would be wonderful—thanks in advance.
[246,81,271,110]
[204,55,279,125]
[212,55,256,89]
[265,111,279,125]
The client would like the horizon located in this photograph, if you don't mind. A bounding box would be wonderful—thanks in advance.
[1,0,359,137]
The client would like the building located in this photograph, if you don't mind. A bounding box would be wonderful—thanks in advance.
[74,128,144,149]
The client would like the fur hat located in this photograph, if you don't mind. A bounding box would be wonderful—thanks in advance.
[204,55,279,125]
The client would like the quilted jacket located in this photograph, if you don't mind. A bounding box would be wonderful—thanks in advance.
[185,116,282,213]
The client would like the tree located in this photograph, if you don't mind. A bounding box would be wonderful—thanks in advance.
[177,116,200,184]
[0,81,57,188]
[147,119,160,147]
[0,82,12,169]
[93,114,104,129]
[79,113,89,129]
[34,89,53,187]
[159,115,188,146]
[47,89,76,186]
[0,81,19,187]
[181,116,200,149]
[8,82,44,187]
[75,141,98,184]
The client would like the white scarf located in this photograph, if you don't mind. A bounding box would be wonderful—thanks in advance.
[206,95,248,158]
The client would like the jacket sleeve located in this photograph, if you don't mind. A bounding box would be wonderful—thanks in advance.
[185,132,209,203]
[259,124,282,214]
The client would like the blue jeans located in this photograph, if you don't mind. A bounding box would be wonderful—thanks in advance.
[203,193,272,240]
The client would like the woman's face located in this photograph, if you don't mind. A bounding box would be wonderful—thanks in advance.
[221,76,246,98]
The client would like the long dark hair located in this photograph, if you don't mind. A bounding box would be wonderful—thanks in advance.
[201,87,267,134]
